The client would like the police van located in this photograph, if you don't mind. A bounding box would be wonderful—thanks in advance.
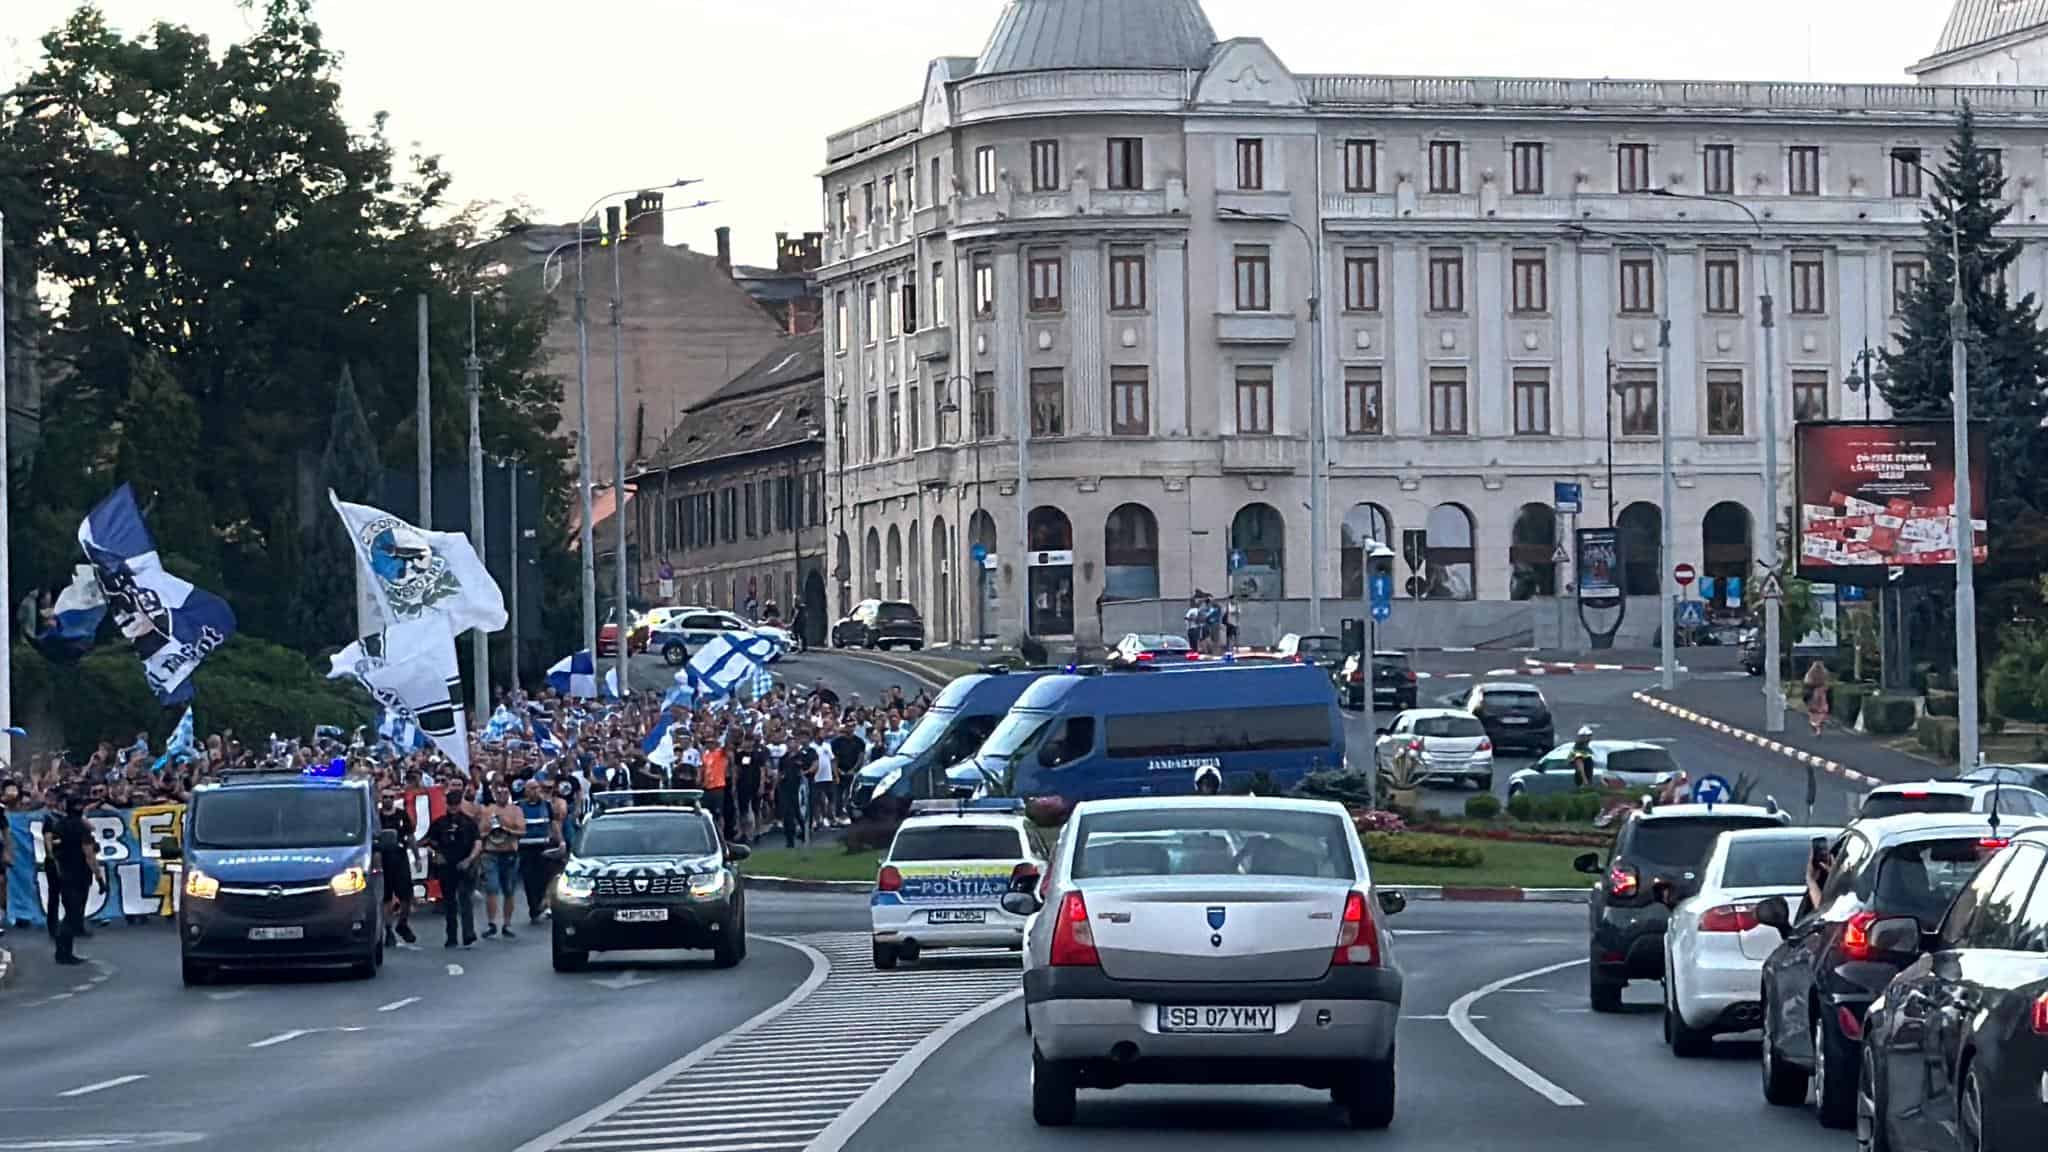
[943,660,1343,803]
[163,762,394,986]
[869,798,1045,970]
[850,669,1060,819]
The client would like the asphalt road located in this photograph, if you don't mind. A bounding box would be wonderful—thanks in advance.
[628,646,941,703]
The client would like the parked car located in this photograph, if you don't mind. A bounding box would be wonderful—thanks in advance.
[1740,628,1763,675]
[596,606,649,658]
[1458,682,1555,755]
[1275,632,1345,670]
[831,599,925,650]
[1962,762,2048,795]
[1506,739,1682,799]
[1335,650,1418,712]
[1373,708,1493,790]
[1105,632,1197,667]
[1856,825,2048,1152]
[651,607,782,666]
[1860,779,2048,820]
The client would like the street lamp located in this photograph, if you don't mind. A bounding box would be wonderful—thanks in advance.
[1221,205,1328,632]
[1844,345,1886,422]
[936,373,984,643]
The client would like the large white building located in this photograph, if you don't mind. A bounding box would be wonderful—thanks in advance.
[818,0,2048,649]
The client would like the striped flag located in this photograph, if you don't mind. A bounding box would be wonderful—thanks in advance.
[680,633,778,703]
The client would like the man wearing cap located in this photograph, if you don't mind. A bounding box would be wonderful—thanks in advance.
[422,787,482,948]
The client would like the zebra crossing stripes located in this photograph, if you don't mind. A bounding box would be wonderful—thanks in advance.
[539,933,1019,1152]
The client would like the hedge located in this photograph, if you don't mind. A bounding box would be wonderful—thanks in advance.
[1508,788,1606,825]
[1362,831,1483,869]
[1924,689,1959,718]
[1863,694,1918,736]
[1464,793,1502,820]
[1916,715,1961,762]
[1832,683,1867,729]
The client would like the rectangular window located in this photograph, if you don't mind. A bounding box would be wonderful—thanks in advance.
[1235,365,1274,434]
[884,276,901,337]
[1891,147,1923,198]
[973,258,994,317]
[1982,147,2004,181]
[1029,368,1065,438]
[1234,245,1271,311]
[1235,138,1265,190]
[864,395,879,461]
[1616,367,1658,436]
[932,262,946,326]
[863,283,879,341]
[886,389,901,455]
[1110,366,1149,436]
[1512,141,1545,195]
[1511,248,1548,314]
[1792,369,1830,422]
[1790,251,1827,314]
[1344,365,1383,436]
[833,291,848,353]
[901,280,918,334]
[904,166,917,210]
[1787,145,1820,195]
[861,182,876,229]
[1028,252,1063,313]
[930,156,943,205]
[882,174,896,222]
[1892,257,1925,313]
[1428,140,1462,193]
[836,191,850,235]
[1703,143,1736,195]
[1342,248,1380,313]
[744,483,756,538]
[1107,137,1144,190]
[1616,142,1652,193]
[975,146,998,196]
[1512,367,1551,435]
[1619,253,1657,315]
[1109,249,1147,312]
[1703,251,1742,315]
[1428,366,1468,435]
[1342,139,1377,193]
[971,371,996,439]
[1706,368,1745,437]
[1427,247,1465,313]
[1029,139,1060,192]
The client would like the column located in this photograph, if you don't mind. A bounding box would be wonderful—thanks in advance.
[1559,241,1583,437]
[1836,245,1871,421]
[999,247,1031,643]
[1475,241,1508,438]
[1577,244,1613,445]
[1157,239,1190,437]
[1069,238,1106,436]
[1667,245,1700,441]
[1391,241,1424,436]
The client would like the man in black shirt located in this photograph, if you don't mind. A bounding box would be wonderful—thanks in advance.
[47,791,99,965]
[422,786,481,948]
[776,735,817,849]
[828,725,866,827]
[732,732,766,843]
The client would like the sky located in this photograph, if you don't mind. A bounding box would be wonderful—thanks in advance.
[5,1,1959,267]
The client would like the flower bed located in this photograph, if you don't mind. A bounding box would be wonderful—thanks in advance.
[1361,831,1483,869]
[1409,820,1613,849]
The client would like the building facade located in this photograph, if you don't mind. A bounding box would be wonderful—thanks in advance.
[818,0,2048,648]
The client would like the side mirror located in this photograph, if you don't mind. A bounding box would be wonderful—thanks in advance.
[157,840,182,862]
[727,843,752,862]
[376,829,400,852]
[1573,852,1603,876]
[1376,889,1407,917]
[1000,891,1042,918]
[1374,725,1391,738]
[1754,895,1791,934]
[1868,916,1923,956]
[1009,864,1040,894]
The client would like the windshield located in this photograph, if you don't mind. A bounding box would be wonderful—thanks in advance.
[578,813,718,857]
[981,709,1056,761]
[890,825,1021,862]
[1861,791,1973,819]
[894,707,957,759]
[1483,690,1546,712]
[878,602,919,622]
[1622,816,1784,868]
[1721,838,1815,888]
[1605,748,1678,775]
[1296,636,1341,655]
[1415,715,1485,738]
[1135,635,1188,651]
[1072,807,1355,880]
[191,788,367,849]
[1875,838,2002,927]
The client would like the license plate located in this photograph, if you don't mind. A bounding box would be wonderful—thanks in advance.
[248,926,304,941]
[1502,717,1529,725]
[614,908,669,923]
[1157,1005,1276,1033]
[928,909,985,924]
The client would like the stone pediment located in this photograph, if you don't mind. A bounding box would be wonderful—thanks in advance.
[1193,39,1304,109]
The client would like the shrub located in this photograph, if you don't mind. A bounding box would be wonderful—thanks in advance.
[1297,770,1375,808]
[1506,792,1537,822]
[844,817,902,853]
[1916,715,1961,761]
[1362,831,1482,869]
[1786,679,1811,705]
[1463,793,1502,820]
[1989,713,2008,736]
[1832,683,1867,728]
[1353,808,1408,834]
[1863,694,1918,735]
[1924,689,1959,718]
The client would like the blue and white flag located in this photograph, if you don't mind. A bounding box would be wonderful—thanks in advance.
[547,650,601,699]
[330,615,469,774]
[681,633,777,702]
[34,564,107,659]
[482,706,523,744]
[377,707,432,753]
[329,492,506,638]
[80,484,237,705]
[150,707,196,774]
[531,716,563,757]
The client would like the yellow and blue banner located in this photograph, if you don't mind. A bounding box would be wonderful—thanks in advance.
[4,803,186,925]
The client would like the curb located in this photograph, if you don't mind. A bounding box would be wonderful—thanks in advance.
[1522,657,1677,676]
[748,874,875,894]
[1632,690,1882,787]
[1384,885,1590,904]
[0,946,12,990]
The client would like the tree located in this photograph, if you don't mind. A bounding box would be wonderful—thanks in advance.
[290,365,381,649]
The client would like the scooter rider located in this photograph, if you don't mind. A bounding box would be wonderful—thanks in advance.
[1569,725,1597,788]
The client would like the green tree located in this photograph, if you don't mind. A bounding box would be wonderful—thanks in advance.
[290,364,381,649]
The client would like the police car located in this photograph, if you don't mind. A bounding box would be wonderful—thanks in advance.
[549,790,749,971]
[163,761,396,986]
[870,798,1046,970]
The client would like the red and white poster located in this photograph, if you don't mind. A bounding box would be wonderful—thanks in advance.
[1795,421,1988,579]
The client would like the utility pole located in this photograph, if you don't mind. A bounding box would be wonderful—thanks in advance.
[1759,250,1785,732]
[610,217,631,698]
[574,239,598,663]
[0,210,12,758]
[1656,246,1676,692]
[417,294,432,529]
[466,295,489,719]
[508,458,520,690]
[1950,214,1979,769]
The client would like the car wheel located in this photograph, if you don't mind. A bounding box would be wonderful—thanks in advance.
[863,633,878,650]
[1761,1001,1809,1106]
[1665,980,1711,1058]
[181,958,214,987]
[1506,782,1523,800]
[1857,1042,1892,1152]
[1030,1046,1077,1127]
[713,930,745,969]
[1814,1008,1857,1129]
[664,644,686,667]
[1340,1053,1396,1130]
[872,942,898,970]
[1588,966,1623,1013]
[552,945,589,973]
[1959,1064,1984,1152]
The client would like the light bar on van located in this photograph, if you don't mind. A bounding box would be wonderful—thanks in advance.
[590,789,705,814]
[908,798,1026,816]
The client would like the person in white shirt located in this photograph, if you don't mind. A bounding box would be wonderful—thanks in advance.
[809,730,835,832]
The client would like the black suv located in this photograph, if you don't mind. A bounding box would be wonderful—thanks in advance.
[549,790,749,972]
[1460,683,1555,754]
[832,599,926,650]
[1336,650,1417,712]
[1754,814,2019,1129]
[1576,802,1791,1012]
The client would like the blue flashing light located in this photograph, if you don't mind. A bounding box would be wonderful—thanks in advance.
[302,758,348,779]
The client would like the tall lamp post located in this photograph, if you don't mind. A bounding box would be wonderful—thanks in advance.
[936,373,983,643]
[1221,205,1328,632]
[1844,344,1884,422]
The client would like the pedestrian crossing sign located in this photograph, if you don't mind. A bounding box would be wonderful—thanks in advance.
[1757,568,1784,601]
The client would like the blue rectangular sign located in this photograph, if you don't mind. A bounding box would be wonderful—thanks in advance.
[1554,482,1582,514]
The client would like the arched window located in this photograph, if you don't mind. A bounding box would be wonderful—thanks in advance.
[1026,507,1074,635]
[834,532,851,616]
[1617,502,1661,597]
[931,516,951,639]
[1509,503,1558,600]
[968,510,997,641]
[1424,503,1476,601]
[1341,503,1393,599]
[1229,503,1285,601]
[863,527,882,599]
[1103,504,1160,601]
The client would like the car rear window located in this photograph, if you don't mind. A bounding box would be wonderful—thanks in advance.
[1622,816,1784,868]
[890,825,1020,862]
[579,813,718,857]
[1374,654,1412,673]
[1413,715,1484,738]
[1875,838,2003,927]
[1483,690,1547,711]
[191,788,367,849]
[1297,637,1342,655]
[1860,791,1973,819]
[1721,838,1814,888]
[1605,748,1678,775]
[1072,807,1354,880]
[878,602,919,622]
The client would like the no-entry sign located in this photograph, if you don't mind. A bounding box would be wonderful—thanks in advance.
[1674,562,1696,588]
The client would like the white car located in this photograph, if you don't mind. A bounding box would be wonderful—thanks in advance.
[1858,778,2048,820]
[870,799,1045,969]
[1662,824,1841,1056]
[1105,632,1195,666]
[1005,795,1405,1130]
[1373,708,1494,789]
[652,607,783,665]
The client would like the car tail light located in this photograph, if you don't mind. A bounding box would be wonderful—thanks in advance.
[1403,670,1418,683]
[1331,891,1378,967]
[1291,653,1304,663]
[1900,790,1929,799]
[1184,650,1200,659]
[1838,1005,1865,1040]
[1350,668,1363,683]
[1841,909,1880,961]
[1979,838,2010,851]
[1699,904,1759,933]
[1136,651,1154,662]
[1049,891,1099,967]
[877,865,903,893]
[1598,774,1625,790]
[1477,737,1493,753]
[1407,739,1424,753]
[2032,991,2048,1035]
[1607,862,1639,900]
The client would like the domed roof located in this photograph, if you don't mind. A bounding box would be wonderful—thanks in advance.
[974,0,1218,76]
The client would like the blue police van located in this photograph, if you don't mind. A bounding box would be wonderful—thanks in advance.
[850,669,1058,818]
[163,764,394,985]
[942,660,1344,803]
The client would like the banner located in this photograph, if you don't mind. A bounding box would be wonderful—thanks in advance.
[5,803,187,926]
[80,484,238,704]
[1576,527,1621,601]
[1795,420,1990,583]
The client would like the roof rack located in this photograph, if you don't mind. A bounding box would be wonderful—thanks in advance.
[590,789,706,815]
[907,797,1027,817]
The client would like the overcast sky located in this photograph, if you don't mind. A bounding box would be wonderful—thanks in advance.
[7,1,1957,266]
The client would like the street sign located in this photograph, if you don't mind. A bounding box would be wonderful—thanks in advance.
[1553,481,1581,514]
[1229,549,1246,572]
[970,543,987,564]
[1692,774,1733,805]
[1404,575,1428,599]
[1677,600,1707,629]
[1674,562,1696,588]
[1758,569,1785,601]
[1371,601,1391,622]
[1840,584,1868,602]
[1725,576,1744,609]
[1551,542,1570,565]
[1369,570,1393,623]
[980,553,999,571]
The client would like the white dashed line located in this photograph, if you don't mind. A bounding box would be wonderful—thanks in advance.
[58,1074,148,1097]
[248,1030,311,1049]
[377,996,420,1013]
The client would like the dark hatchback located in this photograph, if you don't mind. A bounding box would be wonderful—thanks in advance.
[1577,802,1791,1011]
[549,794,749,972]
[1336,650,1418,712]
[1754,814,2023,1130]
[1459,683,1555,754]
[1858,827,2048,1152]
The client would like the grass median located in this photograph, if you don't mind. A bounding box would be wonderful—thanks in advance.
[745,845,884,883]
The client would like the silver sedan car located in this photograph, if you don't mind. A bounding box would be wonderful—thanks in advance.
[1004,796,1405,1129]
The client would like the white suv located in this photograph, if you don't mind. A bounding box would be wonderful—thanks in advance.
[870,800,1046,969]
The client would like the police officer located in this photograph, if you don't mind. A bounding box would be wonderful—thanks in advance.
[47,789,100,966]
[1194,765,1223,796]
[1569,725,1597,788]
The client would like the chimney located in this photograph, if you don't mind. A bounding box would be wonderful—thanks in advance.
[627,190,665,242]
[604,205,621,243]
[715,226,732,274]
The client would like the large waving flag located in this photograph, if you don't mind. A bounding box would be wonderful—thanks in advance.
[547,650,601,699]
[330,615,469,773]
[329,492,506,638]
[32,564,107,661]
[80,484,237,705]
[681,633,778,702]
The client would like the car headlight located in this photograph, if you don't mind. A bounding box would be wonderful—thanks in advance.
[329,866,368,897]
[874,766,903,796]
[688,871,731,899]
[184,867,220,900]
[555,874,594,901]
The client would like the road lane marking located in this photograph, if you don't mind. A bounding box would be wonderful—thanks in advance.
[1448,958,1588,1107]
[1405,1014,1486,1021]
[377,996,420,1013]
[58,1075,149,1098]
[446,964,464,976]
[806,987,1022,1152]
[205,991,248,1001]
[248,1030,310,1049]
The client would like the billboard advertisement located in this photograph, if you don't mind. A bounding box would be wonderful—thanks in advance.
[1576,527,1620,601]
[1795,421,1988,584]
